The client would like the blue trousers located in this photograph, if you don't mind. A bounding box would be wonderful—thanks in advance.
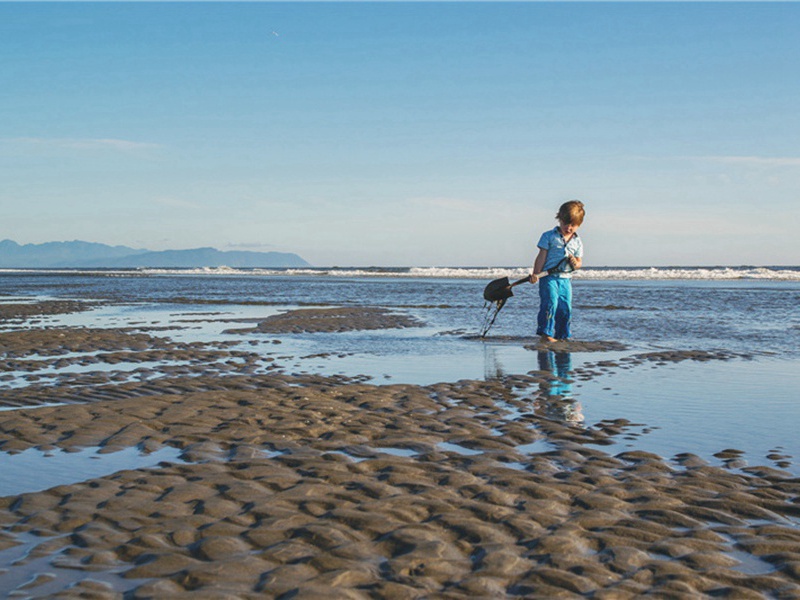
[537,276,572,339]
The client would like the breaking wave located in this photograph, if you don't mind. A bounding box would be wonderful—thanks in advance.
[4,266,799,280]
[144,265,800,280]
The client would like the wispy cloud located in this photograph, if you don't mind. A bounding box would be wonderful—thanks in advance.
[594,212,764,237]
[407,196,527,221]
[408,196,511,215]
[152,196,201,210]
[410,197,479,211]
[225,242,276,251]
[692,155,800,168]
[4,137,160,152]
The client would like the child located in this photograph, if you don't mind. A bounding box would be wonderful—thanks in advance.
[529,200,585,342]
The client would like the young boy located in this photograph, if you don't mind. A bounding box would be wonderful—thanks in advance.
[529,200,585,342]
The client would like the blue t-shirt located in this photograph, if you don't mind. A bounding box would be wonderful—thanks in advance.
[538,227,583,278]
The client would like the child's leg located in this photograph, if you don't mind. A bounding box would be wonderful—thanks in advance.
[554,278,573,339]
[536,276,559,338]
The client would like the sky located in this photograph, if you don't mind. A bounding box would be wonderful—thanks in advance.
[1,2,799,267]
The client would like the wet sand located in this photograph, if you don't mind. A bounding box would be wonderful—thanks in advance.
[226,306,425,334]
[0,300,93,321]
[1,301,800,598]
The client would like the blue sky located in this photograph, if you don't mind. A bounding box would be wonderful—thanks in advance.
[1,2,798,267]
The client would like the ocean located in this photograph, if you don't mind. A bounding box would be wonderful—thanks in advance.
[2,266,799,475]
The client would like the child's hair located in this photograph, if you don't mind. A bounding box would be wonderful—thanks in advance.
[557,200,585,226]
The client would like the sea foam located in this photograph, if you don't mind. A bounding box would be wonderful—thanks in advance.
[2,266,799,280]
[138,265,800,280]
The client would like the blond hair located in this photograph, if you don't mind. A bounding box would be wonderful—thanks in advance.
[557,200,585,226]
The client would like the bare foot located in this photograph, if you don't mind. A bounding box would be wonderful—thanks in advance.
[540,335,557,343]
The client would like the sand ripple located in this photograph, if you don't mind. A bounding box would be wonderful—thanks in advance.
[1,304,799,597]
[0,371,799,597]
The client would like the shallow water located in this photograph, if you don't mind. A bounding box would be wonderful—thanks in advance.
[3,271,800,353]
[0,446,186,497]
[2,272,799,478]
[540,355,800,473]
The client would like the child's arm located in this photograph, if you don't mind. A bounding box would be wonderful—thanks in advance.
[568,254,582,270]
[530,248,548,282]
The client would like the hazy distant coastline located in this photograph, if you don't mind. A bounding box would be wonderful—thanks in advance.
[0,240,310,269]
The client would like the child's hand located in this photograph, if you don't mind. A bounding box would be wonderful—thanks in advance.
[529,273,538,283]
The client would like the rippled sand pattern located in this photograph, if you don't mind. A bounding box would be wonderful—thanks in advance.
[1,301,799,598]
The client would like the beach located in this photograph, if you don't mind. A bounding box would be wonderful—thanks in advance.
[1,287,800,598]
[0,275,800,598]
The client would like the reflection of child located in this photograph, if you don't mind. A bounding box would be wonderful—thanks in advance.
[535,350,584,424]
[529,201,585,341]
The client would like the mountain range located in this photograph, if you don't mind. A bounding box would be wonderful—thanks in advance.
[0,240,311,269]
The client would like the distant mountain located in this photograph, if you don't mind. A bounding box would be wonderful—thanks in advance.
[0,239,148,268]
[100,247,311,268]
[0,239,311,268]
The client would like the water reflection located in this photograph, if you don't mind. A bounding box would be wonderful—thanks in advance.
[483,344,507,379]
[483,345,584,424]
[535,350,584,425]
[538,350,573,398]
